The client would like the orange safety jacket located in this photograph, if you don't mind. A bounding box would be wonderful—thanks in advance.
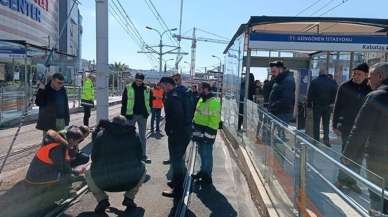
[151,87,164,109]
[36,143,70,165]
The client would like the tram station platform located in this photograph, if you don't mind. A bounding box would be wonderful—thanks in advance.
[60,126,261,217]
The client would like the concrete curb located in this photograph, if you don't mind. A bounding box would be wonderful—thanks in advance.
[0,100,122,129]
[220,128,280,217]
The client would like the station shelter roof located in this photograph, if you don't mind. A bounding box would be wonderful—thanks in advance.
[224,16,388,54]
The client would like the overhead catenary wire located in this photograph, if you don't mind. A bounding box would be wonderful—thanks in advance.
[309,0,336,16]
[110,0,158,65]
[109,3,158,65]
[142,0,179,45]
[319,0,350,16]
[295,0,323,16]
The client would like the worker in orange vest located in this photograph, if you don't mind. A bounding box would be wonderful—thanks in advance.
[15,127,85,217]
[150,82,165,137]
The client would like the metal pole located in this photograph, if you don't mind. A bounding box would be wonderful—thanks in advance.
[243,28,251,132]
[159,38,163,74]
[96,0,109,121]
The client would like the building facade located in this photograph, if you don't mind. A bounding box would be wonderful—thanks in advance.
[0,0,82,125]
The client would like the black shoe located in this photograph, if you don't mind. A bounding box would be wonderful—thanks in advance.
[95,199,110,214]
[167,181,174,188]
[163,160,170,165]
[162,190,182,199]
[192,171,205,180]
[200,175,213,185]
[122,197,137,212]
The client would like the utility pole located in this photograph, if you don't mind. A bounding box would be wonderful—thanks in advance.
[140,26,187,74]
[95,0,109,121]
[190,27,196,77]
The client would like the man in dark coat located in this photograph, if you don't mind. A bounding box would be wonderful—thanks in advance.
[343,63,388,215]
[307,69,338,145]
[86,116,146,214]
[333,63,371,191]
[35,73,70,133]
[268,61,295,123]
[262,79,273,106]
[159,77,192,199]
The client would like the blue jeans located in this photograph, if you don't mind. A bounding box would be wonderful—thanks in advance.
[198,142,214,177]
[151,108,161,132]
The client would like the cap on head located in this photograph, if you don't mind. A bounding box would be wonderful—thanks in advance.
[353,63,369,73]
[269,61,285,69]
[135,73,145,80]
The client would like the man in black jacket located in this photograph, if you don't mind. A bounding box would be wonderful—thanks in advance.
[307,69,338,146]
[121,73,151,163]
[35,73,70,134]
[159,77,192,199]
[86,116,146,214]
[268,61,295,124]
[343,63,388,215]
[333,63,371,191]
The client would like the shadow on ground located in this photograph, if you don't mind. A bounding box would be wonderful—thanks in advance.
[186,182,237,217]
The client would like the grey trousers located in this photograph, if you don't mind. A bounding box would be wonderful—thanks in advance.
[128,115,148,158]
[85,169,146,202]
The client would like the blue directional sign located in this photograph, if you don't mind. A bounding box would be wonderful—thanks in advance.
[249,32,388,52]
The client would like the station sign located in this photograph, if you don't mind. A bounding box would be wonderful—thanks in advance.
[0,0,48,23]
[249,32,388,52]
[0,47,26,59]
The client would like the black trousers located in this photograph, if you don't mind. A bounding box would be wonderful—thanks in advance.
[168,133,190,194]
[83,106,92,126]
[312,106,331,143]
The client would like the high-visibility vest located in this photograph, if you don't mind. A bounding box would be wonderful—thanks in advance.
[126,84,151,115]
[151,87,164,109]
[193,97,221,130]
[81,79,95,101]
[36,143,70,165]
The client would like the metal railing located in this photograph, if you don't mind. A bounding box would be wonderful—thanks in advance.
[226,99,387,217]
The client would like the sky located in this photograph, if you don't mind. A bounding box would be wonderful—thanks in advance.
[79,0,388,81]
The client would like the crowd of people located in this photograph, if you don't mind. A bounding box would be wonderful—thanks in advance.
[20,72,221,216]
[252,60,388,216]
[12,58,388,216]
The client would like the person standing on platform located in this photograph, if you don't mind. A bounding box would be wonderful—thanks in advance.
[192,82,221,185]
[307,68,338,146]
[342,63,388,216]
[36,73,70,136]
[150,82,164,137]
[81,74,95,126]
[333,63,371,192]
[159,77,192,199]
[121,73,151,164]
[268,61,295,124]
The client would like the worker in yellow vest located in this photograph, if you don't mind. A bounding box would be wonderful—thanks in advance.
[81,74,95,126]
[150,82,164,136]
[121,73,151,164]
[192,82,221,185]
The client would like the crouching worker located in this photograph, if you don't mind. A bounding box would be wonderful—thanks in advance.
[44,125,90,169]
[23,127,85,216]
[86,115,146,214]
[192,82,221,185]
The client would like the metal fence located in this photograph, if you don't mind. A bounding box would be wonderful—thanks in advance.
[239,100,386,217]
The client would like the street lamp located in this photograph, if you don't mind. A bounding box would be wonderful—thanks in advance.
[164,58,174,73]
[211,55,222,73]
[145,26,177,74]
